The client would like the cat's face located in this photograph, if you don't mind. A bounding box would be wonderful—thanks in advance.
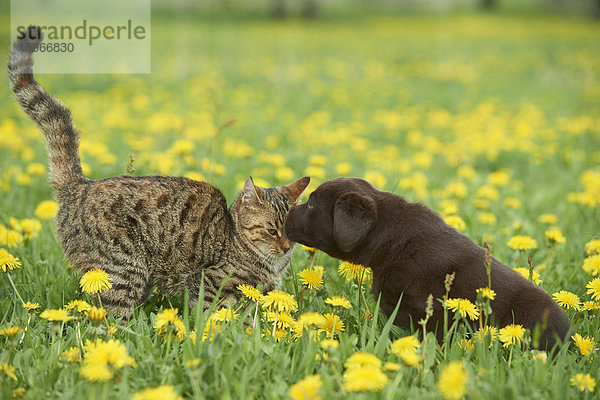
[234,177,310,268]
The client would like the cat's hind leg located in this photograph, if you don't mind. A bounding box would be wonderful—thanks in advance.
[93,262,149,320]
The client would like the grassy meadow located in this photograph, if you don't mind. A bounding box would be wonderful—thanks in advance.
[1,5,600,399]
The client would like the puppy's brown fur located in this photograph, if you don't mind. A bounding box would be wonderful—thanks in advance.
[285,177,571,350]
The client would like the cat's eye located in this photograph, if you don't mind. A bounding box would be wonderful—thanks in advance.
[267,228,278,237]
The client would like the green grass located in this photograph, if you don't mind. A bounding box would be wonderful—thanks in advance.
[1,7,600,400]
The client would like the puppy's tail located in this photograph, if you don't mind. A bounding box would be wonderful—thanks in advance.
[8,26,86,190]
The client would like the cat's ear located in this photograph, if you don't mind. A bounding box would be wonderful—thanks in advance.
[242,177,264,203]
[282,176,310,204]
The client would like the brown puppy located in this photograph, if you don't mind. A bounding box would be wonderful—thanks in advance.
[285,177,571,350]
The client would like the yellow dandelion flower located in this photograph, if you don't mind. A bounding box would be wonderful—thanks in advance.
[399,350,421,367]
[288,374,323,400]
[272,328,287,342]
[475,185,499,201]
[12,387,26,398]
[298,268,323,290]
[65,299,92,314]
[552,290,582,311]
[0,248,21,272]
[154,308,186,342]
[34,200,59,220]
[298,312,326,330]
[443,181,468,200]
[514,268,542,285]
[444,215,466,232]
[390,335,421,356]
[457,165,477,181]
[0,326,23,338]
[586,239,600,256]
[304,165,325,180]
[437,361,468,400]
[507,235,538,250]
[586,277,600,301]
[583,254,600,275]
[571,333,596,357]
[23,301,40,311]
[131,385,183,400]
[343,366,389,392]
[87,306,107,322]
[545,227,566,244]
[475,196,493,209]
[107,325,118,336]
[503,197,521,209]
[439,199,459,216]
[319,313,345,337]
[344,352,382,371]
[61,347,82,362]
[308,154,328,166]
[320,339,339,350]
[202,319,221,342]
[0,362,18,381]
[81,338,136,382]
[40,308,73,322]
[0,228,23,248]
[336,162,352,175]
[445,298,480,321]
[19,218,41,239]
[364,170,387,188]
[301,245,316,252]
[474,326,498,343]
[79,362,112,382]
[488,170,511,186]
[476,287,496,300]
[458,338,475,352]
[237,284,262,302]
[27,162,46,175]
[338,261,371,282]
[383,362,401,371]
[210,307,237,323]
[498,324,526,347]
[188,330,197,345]
[267,311,294,329]
[538,214,558,224]
[570,373,596,393]
[324,296,352,309]
[79,268,113,294]
[260,290,298,313]
[185,358,202,369]
[582,301,600,311]
[478,212,497,226]
[9,218,21,231]
[532,352,547,363]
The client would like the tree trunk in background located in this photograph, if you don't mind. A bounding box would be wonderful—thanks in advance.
[481,0,497,9]
[303,0,319,18]
[272,0,286,18]
[593,0,600,18]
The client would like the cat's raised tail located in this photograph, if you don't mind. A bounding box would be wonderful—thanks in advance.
[8,26,86,190]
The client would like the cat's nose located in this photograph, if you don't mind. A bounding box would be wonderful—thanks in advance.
[281,242,292,253]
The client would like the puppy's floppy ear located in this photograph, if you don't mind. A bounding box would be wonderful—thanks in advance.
[333,192,377,252]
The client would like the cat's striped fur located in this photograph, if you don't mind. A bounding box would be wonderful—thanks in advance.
[9,27,310,317]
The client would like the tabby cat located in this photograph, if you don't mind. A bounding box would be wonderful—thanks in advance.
[9,27,310,317]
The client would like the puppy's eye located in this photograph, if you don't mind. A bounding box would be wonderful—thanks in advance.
[267,228,278,237]
[307,203,313,210]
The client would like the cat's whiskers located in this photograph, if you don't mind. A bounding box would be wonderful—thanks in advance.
[255,249,288,273]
